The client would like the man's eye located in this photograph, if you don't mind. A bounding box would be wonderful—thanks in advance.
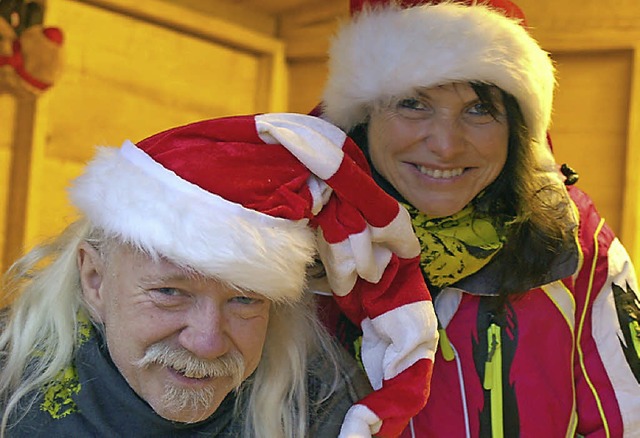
[153,287,182,297]
[147,287,188,308]
[231,295,261,305]
[398,98,427,111]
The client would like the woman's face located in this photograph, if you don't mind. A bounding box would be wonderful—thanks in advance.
[367,82,509,218]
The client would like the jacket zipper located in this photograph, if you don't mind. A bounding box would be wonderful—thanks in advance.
[483,322,504,438]
[438,328,455,361]
[438,328,472,438]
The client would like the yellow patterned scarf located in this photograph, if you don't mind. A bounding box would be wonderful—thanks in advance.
[41,311,93,419]
[402,202,508,289]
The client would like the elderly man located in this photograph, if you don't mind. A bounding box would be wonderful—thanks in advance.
[0,113,436,438]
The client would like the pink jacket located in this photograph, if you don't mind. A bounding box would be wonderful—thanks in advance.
[400,186,640,437]
[319,185,640,437]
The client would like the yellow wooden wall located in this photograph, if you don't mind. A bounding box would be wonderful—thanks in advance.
[282,1,347,113]
[0,0,286,271]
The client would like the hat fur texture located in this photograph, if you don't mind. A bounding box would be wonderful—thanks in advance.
[322,2,556,159]
[69,140,316,302]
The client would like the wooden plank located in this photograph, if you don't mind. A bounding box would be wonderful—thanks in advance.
[44,0,265,163]
[18,0,288,249]
[288,59,327,113]
[255,47,288,112]
[244,0,313,14]
[279,0,346,33]
[166,0,277,35]
[73,0,283,55]
[64,0,287,113]
[0,93,17,272]
[517,0,640,273]
[280,0,347,60]
[536,29,640,52]
[550,50,631,239]
[539,28,639,274]
[621,45,640,271]
[2,95,36,269]
[283,21,340,60]
[518,0,640,34]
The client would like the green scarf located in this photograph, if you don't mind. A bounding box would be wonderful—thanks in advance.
[402,202,508,289]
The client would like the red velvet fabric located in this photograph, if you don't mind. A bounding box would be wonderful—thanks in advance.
[136,116,315,221]
[350,0,527,25]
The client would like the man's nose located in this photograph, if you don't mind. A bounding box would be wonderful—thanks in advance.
[179,301,229,360]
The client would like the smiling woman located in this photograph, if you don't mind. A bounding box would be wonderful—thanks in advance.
[316,0,640,436]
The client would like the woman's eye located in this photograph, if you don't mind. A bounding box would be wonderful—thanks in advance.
[395,98,433,120]
[465,102,503,124]
[468,102,491,115]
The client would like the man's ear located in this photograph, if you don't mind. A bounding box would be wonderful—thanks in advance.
[77,241,106,322]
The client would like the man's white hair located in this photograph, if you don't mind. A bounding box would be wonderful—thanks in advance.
[0,218,340,438]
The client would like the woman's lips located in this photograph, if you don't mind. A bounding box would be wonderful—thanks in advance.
[415,165,465,179]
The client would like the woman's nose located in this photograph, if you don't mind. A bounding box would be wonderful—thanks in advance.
[178,301,229,360]
[424,117,466,159]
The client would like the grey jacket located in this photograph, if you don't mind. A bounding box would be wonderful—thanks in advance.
[6,329,371,437]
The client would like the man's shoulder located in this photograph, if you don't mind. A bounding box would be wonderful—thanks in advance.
[306,345,371,437]
[5,395,86,438]
[308,344,371,402]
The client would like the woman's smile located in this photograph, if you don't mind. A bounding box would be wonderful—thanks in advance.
[369,83,508,217]
[412,164,465,179]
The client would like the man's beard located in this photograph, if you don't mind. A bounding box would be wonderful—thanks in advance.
[133,342,246,421]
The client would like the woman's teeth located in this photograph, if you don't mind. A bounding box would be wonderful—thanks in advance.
[417,166,464,179]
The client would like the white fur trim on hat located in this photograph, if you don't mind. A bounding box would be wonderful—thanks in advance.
[323,2,555,152]
[69,141,316,302]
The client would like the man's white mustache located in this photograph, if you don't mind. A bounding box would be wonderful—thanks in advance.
[134,342,245,386]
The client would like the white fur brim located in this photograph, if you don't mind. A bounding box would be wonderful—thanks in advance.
[69,141,316,302]
[322,2,555,152]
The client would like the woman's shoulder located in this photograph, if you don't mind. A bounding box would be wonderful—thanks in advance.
[566,185,616,249]
[567,185,607,227]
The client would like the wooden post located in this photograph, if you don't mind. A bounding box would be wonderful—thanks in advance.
[2,94,36,271]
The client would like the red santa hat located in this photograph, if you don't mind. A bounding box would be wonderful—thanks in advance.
[349,0,526,20]
[322,0,556,168]
[69,113,438,437]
